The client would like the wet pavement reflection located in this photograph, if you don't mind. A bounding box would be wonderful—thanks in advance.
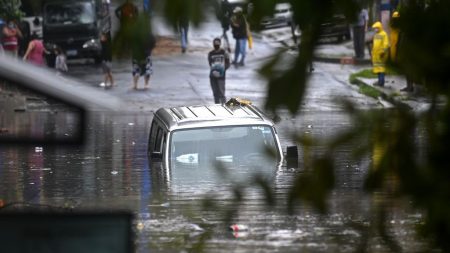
[0,112,428,252]
[0,95,82,143]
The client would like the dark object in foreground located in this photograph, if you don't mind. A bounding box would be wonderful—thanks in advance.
[0,211,134,253]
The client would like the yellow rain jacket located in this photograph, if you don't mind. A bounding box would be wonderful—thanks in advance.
[372,22,390,73]
[389,12,400,62]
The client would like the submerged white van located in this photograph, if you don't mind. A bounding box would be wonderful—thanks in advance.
[148,98,298,185]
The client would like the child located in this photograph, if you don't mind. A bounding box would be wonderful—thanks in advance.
[100,31,114,88]
[54,46,68,74]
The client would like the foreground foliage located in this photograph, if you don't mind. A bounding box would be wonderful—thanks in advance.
[117,0,449,252]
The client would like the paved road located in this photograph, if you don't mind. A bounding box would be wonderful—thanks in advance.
[66,36,379,114]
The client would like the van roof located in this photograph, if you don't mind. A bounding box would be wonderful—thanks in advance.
[154,99,275,131]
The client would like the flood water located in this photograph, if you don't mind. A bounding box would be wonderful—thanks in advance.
[0,111,431,252]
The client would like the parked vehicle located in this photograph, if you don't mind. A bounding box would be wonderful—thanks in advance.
[148,98,298,185]
[20,2,43,38]
[42,0,111,63]
[260,2,293,29]
[226,0,253,15]
[319,14,351,42]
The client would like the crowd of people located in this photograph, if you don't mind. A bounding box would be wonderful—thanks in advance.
[352,6,415,92]
[1,0,415,106]
[0,17,68,73]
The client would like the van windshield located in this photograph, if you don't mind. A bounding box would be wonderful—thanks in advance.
[44,2,95,25]
[169,125,279,169]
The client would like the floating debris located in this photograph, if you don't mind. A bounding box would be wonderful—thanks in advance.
[229,224,249,232]
[187,223,204,232]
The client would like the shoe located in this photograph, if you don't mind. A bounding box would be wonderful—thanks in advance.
[182,48,186,53]
[238,62,245,66]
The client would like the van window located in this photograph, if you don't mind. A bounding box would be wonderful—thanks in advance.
[169,125,278,168]
[148,121,158,152]
[154,128,164,152]
[45,2,95,25]
[149,120,166,154]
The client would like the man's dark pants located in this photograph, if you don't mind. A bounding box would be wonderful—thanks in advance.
[210,77,226,104]
[353,26,366,59]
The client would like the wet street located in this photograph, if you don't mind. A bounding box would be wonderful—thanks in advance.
[0,59,428,252]
[0,14,430,252]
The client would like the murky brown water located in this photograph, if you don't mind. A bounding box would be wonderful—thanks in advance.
[0,111,430,252]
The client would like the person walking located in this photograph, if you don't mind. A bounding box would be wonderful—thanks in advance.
[220,0,232,53]
[114,0,138,52]
[54,46,68,74]
[208,38,230,104]
[178,14,189,53]
[371,21,389,87]
[131,19,155,90]
[131,48,153,90]
[352,8,368,59]
[1,18,22,57]
[230,6,248,67]
[22,32,46,66]
[115,0,138,25]
[100,31,114,89]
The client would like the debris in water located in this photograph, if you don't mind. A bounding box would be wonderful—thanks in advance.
[137,222,144,231]
[229,224,249,232]
[188,224,204,232]
[111,170,118,175]
[148,202,170,207]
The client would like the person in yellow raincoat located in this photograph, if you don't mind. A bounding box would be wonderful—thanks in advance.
[390,11,415,92]
[371,21,390,87]
[389,12,400,62]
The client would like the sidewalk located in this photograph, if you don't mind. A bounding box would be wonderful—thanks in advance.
[247,24,425,111]
[313,39,426,111]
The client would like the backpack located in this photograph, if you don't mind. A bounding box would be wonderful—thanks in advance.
[211,64,225,78]
[210,49,226,78]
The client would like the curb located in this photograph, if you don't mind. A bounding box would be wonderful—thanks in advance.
[314,56,371,65]
[350,76,412,110]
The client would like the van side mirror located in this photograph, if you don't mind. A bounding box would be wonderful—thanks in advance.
[285,146,298,168]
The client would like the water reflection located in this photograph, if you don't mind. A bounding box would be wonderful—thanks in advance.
[0,112,430,252]
[0,96,82,143]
